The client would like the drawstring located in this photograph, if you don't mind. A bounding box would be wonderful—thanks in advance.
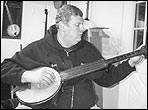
[74,51,78,66]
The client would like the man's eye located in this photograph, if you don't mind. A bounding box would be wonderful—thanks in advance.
[75,24,79,27]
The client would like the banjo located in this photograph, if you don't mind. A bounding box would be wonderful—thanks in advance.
[15,46,147,107]
[4,1,20,37]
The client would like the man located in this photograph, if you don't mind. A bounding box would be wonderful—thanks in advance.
[1,4,144,109]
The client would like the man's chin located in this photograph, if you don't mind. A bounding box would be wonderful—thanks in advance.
[73,40,81,46]
[76,40,81,44]
[77,37,82,41]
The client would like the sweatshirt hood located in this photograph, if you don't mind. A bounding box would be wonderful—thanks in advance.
[44,24,86,51]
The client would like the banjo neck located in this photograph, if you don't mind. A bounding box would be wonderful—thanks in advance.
[60,46,147,81]
[5,1,13,25]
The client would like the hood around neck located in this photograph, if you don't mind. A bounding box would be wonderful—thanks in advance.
[44,24,86,51]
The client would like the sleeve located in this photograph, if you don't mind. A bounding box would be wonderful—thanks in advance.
[1,41,46,86]
[87,60,136,87]
[84,42,136,87]
[1,55,26,86]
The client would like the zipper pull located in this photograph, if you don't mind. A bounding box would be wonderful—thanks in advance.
[66,51,69,56]
[64,49,70,56]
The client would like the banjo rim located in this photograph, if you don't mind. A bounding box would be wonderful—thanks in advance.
[15,67,62,106]
[17,82,62,105]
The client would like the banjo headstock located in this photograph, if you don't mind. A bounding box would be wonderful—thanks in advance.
[139,45,147,59]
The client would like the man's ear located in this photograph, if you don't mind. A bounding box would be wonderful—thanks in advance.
[58,22,66,31]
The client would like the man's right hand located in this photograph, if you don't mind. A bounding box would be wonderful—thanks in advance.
[21,67,56,88]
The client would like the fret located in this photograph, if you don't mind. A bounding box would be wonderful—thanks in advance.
[106,48,146,64]
[60,59,108,81]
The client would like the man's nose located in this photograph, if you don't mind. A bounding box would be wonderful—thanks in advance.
[79,24,86,32]
[83,20,98,30]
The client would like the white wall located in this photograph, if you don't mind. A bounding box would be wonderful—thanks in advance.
[90,1,124,39]
[21,1,57,48]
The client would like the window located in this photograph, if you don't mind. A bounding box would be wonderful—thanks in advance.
[133,1,147,50]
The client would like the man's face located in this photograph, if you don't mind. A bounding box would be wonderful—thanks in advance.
[62,15,85,47]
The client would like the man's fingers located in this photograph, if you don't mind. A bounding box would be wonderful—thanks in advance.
[40,69,56,86]
[44,70,56,80]
[41,76,53,85]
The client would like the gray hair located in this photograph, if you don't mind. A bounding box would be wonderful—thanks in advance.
[55,4,83,24]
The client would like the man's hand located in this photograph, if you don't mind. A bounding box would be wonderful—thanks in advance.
[21,67,56,88]
[128,55,144,67]
[128,45,146,67]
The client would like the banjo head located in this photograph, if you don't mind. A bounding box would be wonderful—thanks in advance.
[16,67,61,105]
[7,24,20,37]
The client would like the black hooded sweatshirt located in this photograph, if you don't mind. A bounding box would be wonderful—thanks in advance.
[1,25,136,109]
